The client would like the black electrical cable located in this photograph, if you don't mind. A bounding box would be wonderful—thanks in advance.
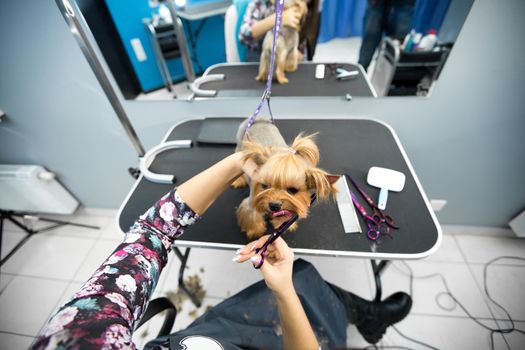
[345,345,418,350]
[347,256,525,350]
[369,346,417,350]
[391,325,439,350]
[388,256,525,350]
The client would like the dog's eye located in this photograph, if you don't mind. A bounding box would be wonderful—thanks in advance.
[261,183,269,190]
[287,187,299,194]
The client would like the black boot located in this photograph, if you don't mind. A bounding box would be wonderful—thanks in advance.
[328,283,412,344]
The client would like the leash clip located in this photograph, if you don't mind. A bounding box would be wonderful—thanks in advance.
[263,90,271,100]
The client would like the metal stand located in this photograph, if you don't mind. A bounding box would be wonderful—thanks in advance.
[167,0,196,83]
[371,260,390,302]
[0,210,100,266]
[55,0,146,158]
[173,246,202,307]
[143,19,176,96]
[56,0,194,185]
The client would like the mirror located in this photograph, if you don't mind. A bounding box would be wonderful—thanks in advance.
[75,0,473,100]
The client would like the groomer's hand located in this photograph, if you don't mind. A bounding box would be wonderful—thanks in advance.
[233,236,295,296]
[282,7,301,30]
[234,236,319,350]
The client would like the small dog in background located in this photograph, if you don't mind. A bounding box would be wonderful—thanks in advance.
[232,117,338,240]
[256,0,308,84]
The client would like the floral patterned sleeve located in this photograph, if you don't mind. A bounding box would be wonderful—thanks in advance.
[239,0,274,51]
[32,189,200,350]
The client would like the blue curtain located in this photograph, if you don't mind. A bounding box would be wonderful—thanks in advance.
[411,0,451,34]
[318,0,452,43]
[318,0,368,43]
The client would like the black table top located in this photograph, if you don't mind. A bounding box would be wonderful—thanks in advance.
[118,118,441,260]
[198,63,376,98]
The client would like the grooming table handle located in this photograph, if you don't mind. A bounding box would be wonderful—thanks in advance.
[189,74,225,98]
[140,140,192,184]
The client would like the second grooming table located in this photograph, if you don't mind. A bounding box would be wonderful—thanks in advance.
[190,63,377,98]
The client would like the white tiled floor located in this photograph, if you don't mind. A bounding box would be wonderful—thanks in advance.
[1,213,524,349]
[1,235,96,280]
[0,276,70,336]
[382,260,495,318]
[455,235,525,266]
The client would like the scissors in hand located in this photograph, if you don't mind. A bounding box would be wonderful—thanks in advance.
[253,194,317,269]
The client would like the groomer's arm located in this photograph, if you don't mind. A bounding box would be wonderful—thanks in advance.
[178,152,253,215]
[251,8,301,39]
[251,13,276,38]
[32,152,253,350]
[274,280,320,350]
[240,1,302,47]
[235,237,319,350]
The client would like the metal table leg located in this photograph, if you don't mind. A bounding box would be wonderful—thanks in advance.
[173,246,202,307]
[371,260,390,302]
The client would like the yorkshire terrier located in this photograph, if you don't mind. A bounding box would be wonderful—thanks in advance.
[232,117,338,240]
[256,0,308,84]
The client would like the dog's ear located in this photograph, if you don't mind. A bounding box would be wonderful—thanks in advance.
[291,133,320,165]
[242,139,271,166]
[306,168,339,200]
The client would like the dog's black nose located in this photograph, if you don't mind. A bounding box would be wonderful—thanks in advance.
[268,202,282,212]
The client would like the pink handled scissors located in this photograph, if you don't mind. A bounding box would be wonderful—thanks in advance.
[346,173,399,230]
[348,188,391,241]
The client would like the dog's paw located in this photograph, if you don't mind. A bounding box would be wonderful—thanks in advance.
[237,200,266,240]
[287,222,298,232]
[245,229,264,241]
[270,218,297,232]
[285,65,298,73]
[244,218,266,240]
[285,59,298,72]
[276,75,289,84]
[231,176,247,188]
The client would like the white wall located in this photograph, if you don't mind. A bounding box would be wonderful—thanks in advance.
[1,0,524,227]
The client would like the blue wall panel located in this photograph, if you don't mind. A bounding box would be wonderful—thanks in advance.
[105,0,226,92]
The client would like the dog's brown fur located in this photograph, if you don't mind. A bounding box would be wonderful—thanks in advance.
[256,0,309,84]
[233,118,338,240]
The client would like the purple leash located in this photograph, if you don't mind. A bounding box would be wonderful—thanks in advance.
[239,0,297,269]
[242,0,285,139]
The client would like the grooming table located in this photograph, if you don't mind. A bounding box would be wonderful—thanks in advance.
[118,118,441,304]
[175,0,232,21]
[190,63,377,98]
